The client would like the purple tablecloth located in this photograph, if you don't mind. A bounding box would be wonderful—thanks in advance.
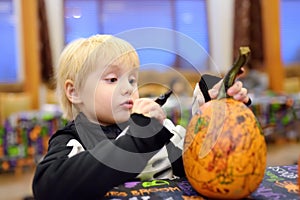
[104,165,299,200]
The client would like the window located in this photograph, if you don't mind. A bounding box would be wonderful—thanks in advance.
[280,0,300,65]
[64,0,209,71]
[0,0,23,86]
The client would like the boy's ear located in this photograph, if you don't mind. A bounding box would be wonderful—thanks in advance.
[65,79,82,104]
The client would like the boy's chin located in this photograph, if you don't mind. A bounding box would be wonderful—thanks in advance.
[114,115,131,124]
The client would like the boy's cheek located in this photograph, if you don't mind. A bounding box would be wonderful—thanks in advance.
[132,90,139,100]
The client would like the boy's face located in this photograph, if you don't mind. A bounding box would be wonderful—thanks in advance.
[79,61,139,126]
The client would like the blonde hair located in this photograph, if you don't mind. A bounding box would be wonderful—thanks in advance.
[55,34,139,120]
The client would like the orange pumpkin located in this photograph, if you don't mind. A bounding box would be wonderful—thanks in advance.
[183,47,267,199]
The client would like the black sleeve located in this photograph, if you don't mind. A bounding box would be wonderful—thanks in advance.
[32,114,173,200]
[166,142,186,177]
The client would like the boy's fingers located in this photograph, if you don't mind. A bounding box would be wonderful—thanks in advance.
[208,79,223,99]
[237,67,245,78]
[227,81,243,96]
[233,88,249,102]
[208,88,218,99]
[133,98,166,123]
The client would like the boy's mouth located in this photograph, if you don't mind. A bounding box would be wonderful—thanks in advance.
[121,99,133,109]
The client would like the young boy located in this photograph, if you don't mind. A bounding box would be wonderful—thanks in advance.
[32,34,250,200]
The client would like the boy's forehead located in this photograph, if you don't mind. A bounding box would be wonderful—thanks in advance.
[90,49,139,75]
[105,54,139,69]
[95,63,139,76]
[106,63,139,73]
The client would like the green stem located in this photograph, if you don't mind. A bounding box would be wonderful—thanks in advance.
[217,46,251,100]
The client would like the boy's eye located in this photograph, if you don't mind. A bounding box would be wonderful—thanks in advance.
[109,78,118,83]
[104,74,118,83]
[129,77,137,85]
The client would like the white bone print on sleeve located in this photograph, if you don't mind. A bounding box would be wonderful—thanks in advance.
[66,139,85,158]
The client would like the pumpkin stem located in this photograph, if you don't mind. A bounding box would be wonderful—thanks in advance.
[217,46,251,99]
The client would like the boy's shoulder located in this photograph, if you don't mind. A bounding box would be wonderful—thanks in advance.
[49,121,82,146]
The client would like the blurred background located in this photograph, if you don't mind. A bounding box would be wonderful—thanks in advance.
[0,0,300,199]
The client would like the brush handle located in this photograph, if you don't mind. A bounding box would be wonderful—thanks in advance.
[155,90,173,106]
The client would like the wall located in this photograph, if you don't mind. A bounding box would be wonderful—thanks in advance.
[45,0,236,74]
[19,0,289,111]
[45,0,64,67]
[207,0,235,74]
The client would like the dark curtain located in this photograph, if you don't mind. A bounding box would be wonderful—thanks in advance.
[38,0,54,88]
[233,0,264,70]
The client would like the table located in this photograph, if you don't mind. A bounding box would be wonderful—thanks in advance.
[0,107,66,172]
[104,165,299,200]
[0,93,299,172]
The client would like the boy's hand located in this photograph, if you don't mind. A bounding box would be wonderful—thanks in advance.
[192,70,251,115]
[132,98,166,123]
[208,79,250,104]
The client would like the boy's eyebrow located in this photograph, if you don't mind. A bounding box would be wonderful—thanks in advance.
[102,64,121,75]
[107,64,120,71]
[107,64,138,73]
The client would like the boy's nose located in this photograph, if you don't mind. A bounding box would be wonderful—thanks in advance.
[120,80,134,95]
